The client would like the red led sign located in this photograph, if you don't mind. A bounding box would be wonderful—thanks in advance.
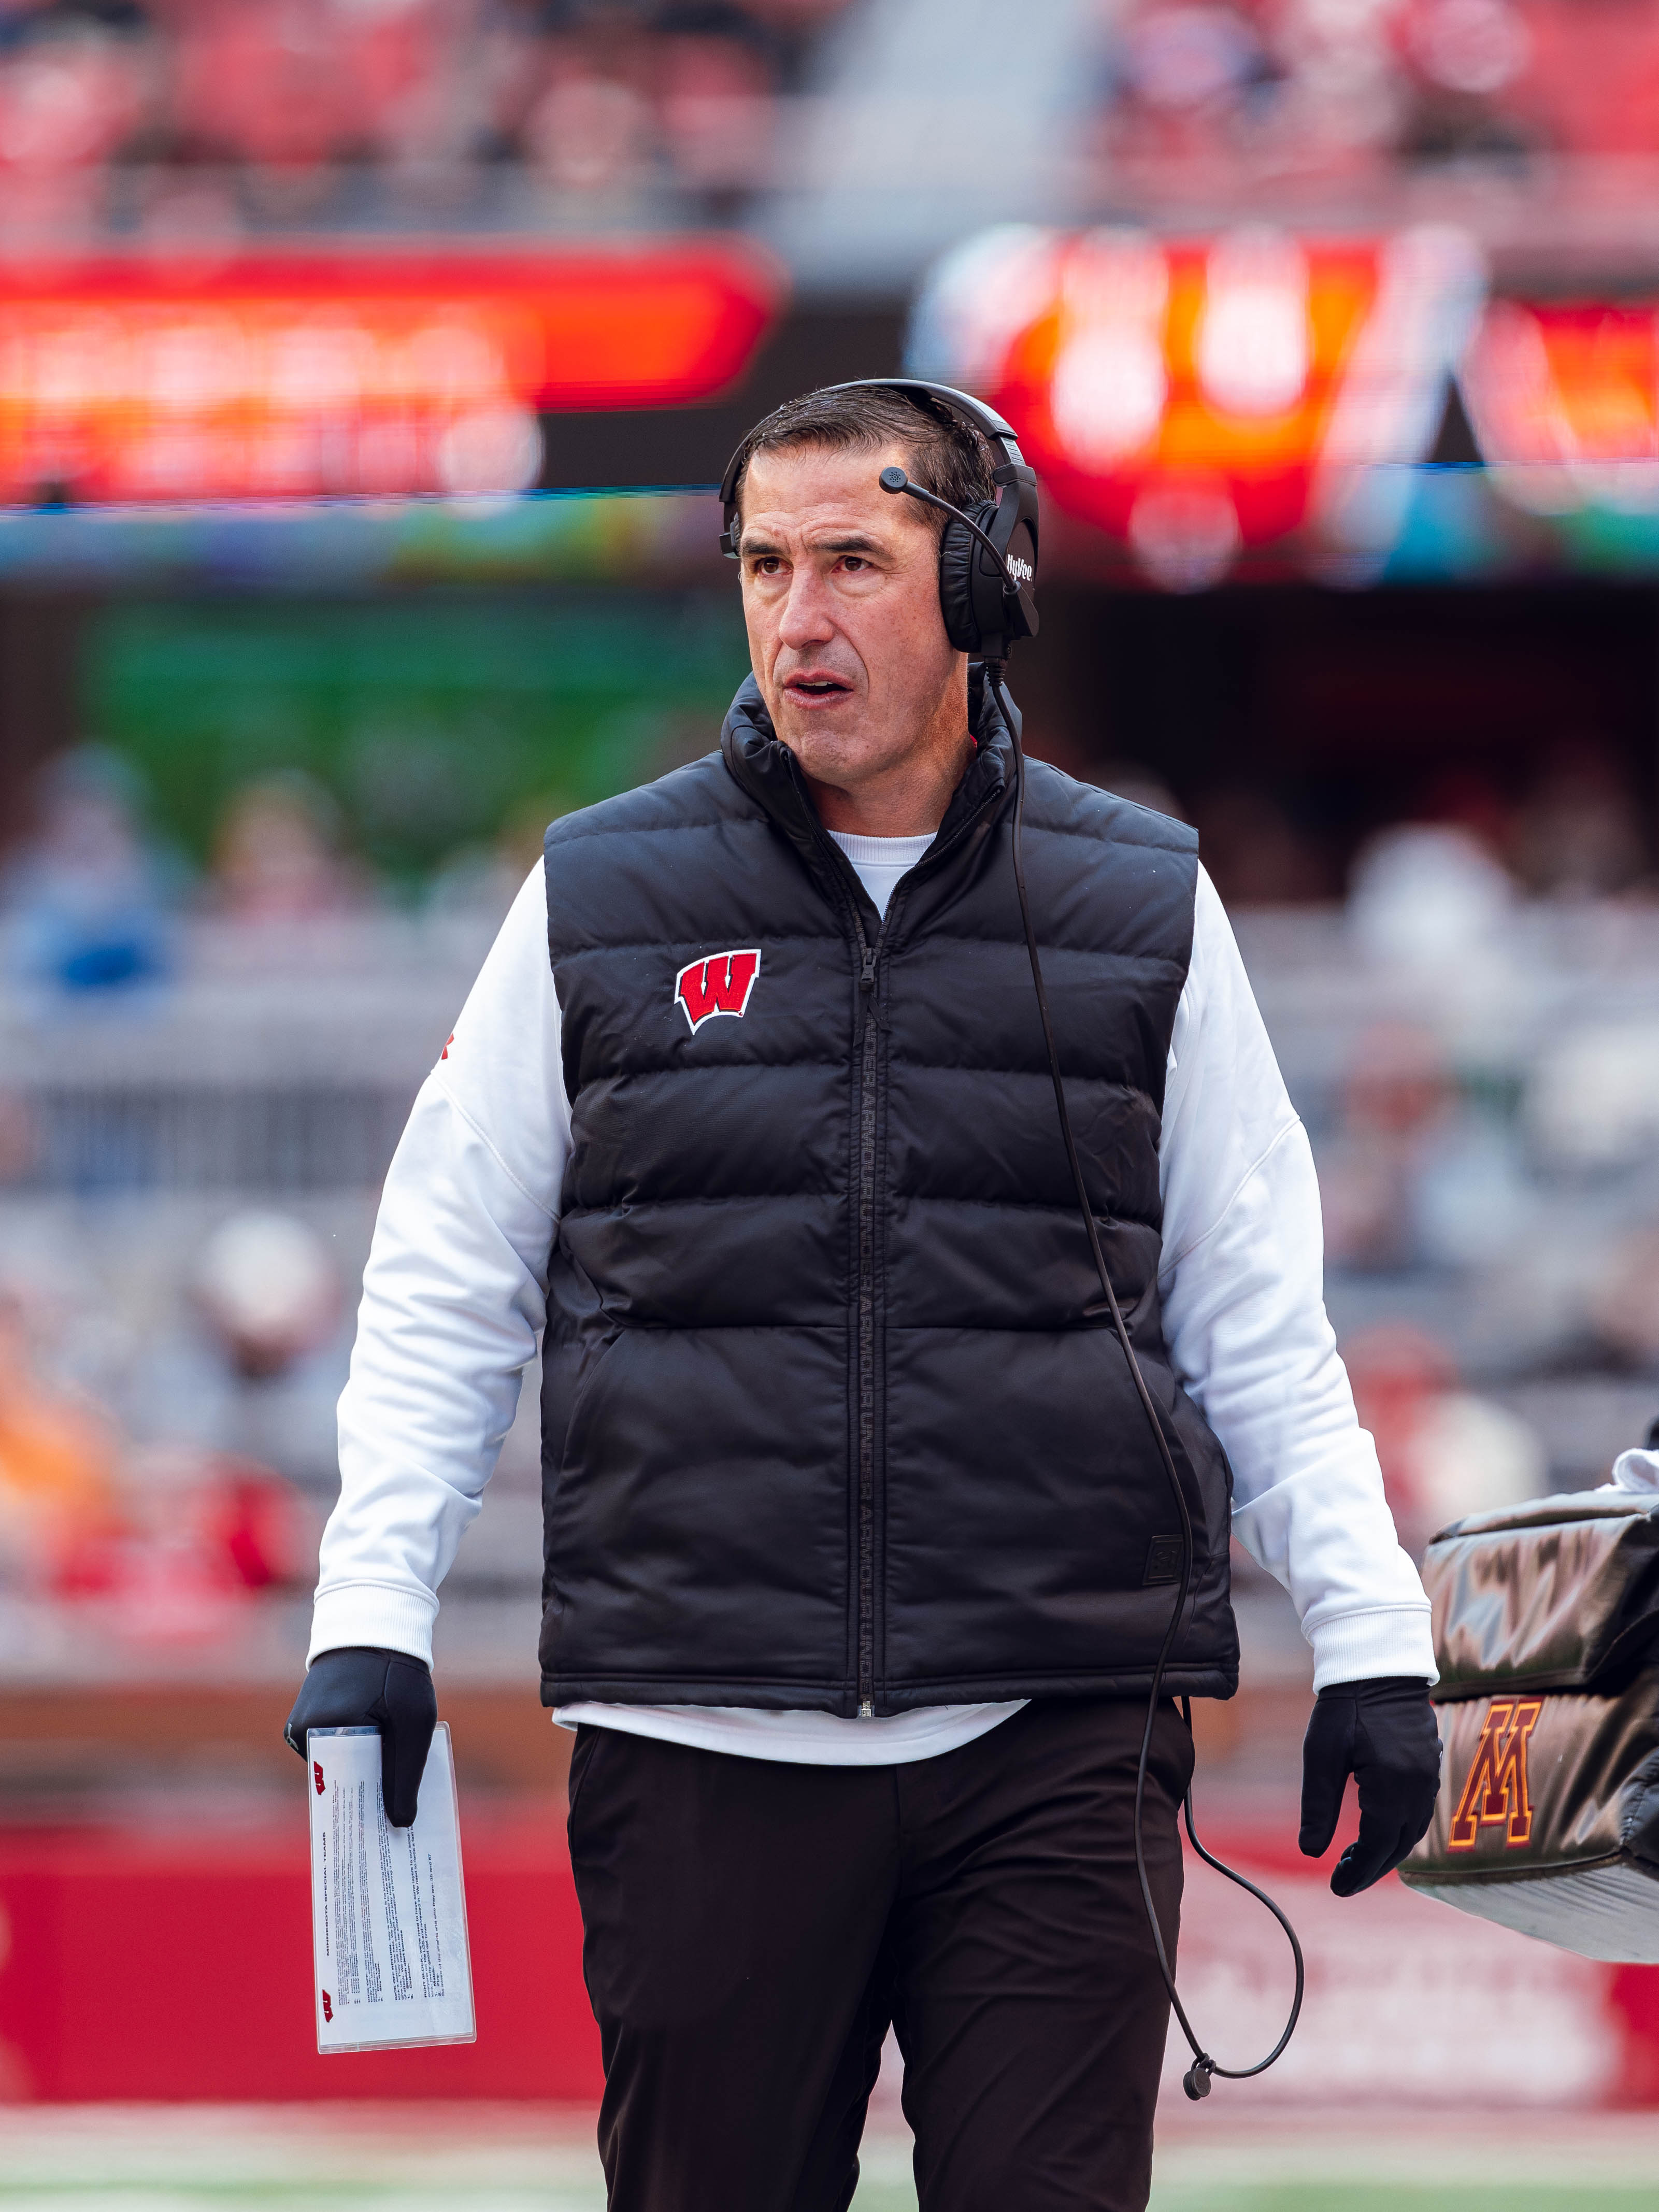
[1461,298,1659,510]
[0,242,782,504]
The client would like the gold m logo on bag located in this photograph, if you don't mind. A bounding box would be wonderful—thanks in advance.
[1448,1697,1544,1850]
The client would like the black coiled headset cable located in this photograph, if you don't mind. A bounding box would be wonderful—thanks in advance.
[878,465,1305,2100]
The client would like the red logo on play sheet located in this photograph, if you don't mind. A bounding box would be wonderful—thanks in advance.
[313,1761,324,1795]
[321,1991,333,2022]
[675,949,761,1035]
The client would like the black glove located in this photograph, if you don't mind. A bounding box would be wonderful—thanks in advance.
[284,1646,437,1828]
[1299,1675,1442,1897]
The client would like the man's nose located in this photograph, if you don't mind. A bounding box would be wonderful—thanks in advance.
[776,567,837,650]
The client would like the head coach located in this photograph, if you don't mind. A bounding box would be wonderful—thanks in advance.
[286,382,1441,2211]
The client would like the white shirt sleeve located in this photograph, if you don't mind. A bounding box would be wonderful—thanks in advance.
[308,864,568,1666]
[1159,866,1435,1690]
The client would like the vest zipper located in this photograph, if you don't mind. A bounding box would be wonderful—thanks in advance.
[731,712,1018,1721]
[852,904,895,1719]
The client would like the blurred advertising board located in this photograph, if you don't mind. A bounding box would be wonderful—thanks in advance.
[0,487,728,592]
[2,1818,1657,2105]
[912,223,1659,588]
[909,223,1487,589]
[0,242,782,506]
[1459,295,1659,549]
[84,588,747,884]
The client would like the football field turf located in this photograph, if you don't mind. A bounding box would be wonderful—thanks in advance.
[0,2108,1655,2209]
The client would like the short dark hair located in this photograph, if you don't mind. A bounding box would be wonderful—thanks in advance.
[727,383,997,540]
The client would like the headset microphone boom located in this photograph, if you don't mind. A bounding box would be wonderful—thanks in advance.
[724,377,1303,2101]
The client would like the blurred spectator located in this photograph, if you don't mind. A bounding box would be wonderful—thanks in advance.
[524,54,652,194]
[1318,1019,1453,1271]
[207,771,369,921]
[1507,737,1647,898]
[1319,1013,1534,1271]
[56,1436,308,1644]
[1395,0,1536,160]
[654,24,775,195]
[165,0,361,215]
[1413,764,1513,858]
[2,745,177,994]
[1588,1222,1659,1372]
[491,0,788,207]
[0,1207,317,1634]
[1196,784,1328,904]
[426,785,573,921]
[1100,2,1276,166]
[1524,1019,1659,1176]
[1093,0,1409,179]
[1343,1320,1546,1551]
[191,1207,340,1380]
[1410,1100,1533,1271]
[0,1288,122,1585]
[0,10,148,240]
[1347,819,1514,970]
[189,1451,309,1589]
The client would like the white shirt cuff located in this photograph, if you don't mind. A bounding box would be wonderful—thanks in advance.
[307,1582,439,1669]
[1308,1605,1437,1693]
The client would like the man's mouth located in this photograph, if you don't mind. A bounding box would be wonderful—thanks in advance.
[783,674,853,704]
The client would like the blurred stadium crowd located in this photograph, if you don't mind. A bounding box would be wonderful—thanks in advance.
[0,0,853,242]
[0,0,1651,247]
[1090,0,1659,182]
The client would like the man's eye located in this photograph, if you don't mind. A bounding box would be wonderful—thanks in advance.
[751,557,782,575]
[839,556,868,572]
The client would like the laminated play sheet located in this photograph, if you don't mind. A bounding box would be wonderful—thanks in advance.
[306,1722,476,2053]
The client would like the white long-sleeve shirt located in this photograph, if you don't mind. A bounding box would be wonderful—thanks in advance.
[312,837,1434,1765]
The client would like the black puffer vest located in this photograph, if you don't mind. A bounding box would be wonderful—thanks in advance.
[539,674,1238,1716]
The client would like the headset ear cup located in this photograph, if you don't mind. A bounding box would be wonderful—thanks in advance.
[936,501,999,656]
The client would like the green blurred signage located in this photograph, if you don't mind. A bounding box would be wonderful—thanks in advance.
[82,590,751,885]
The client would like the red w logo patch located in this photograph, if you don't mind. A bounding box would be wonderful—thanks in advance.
[675,949,761,1035]
[313,1761,325,1796]
[321,1990,334,2022]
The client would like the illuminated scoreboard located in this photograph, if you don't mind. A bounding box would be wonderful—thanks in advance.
[913,224,1486,585]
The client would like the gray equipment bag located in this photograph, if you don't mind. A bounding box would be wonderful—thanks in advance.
[1399,1468,1659,1960]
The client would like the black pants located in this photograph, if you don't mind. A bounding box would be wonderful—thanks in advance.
[566,1696,1193,2212]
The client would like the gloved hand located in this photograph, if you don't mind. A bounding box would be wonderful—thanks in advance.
[284,1646,437,1828]
[1299,1675,1442,1897]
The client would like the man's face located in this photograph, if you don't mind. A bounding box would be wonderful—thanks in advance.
[737,440,966,802]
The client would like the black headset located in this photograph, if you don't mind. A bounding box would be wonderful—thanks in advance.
[720,376,1304,2102]
[718,378,1041,665]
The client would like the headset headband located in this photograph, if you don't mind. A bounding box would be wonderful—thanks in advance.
[718,379,1029,558]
